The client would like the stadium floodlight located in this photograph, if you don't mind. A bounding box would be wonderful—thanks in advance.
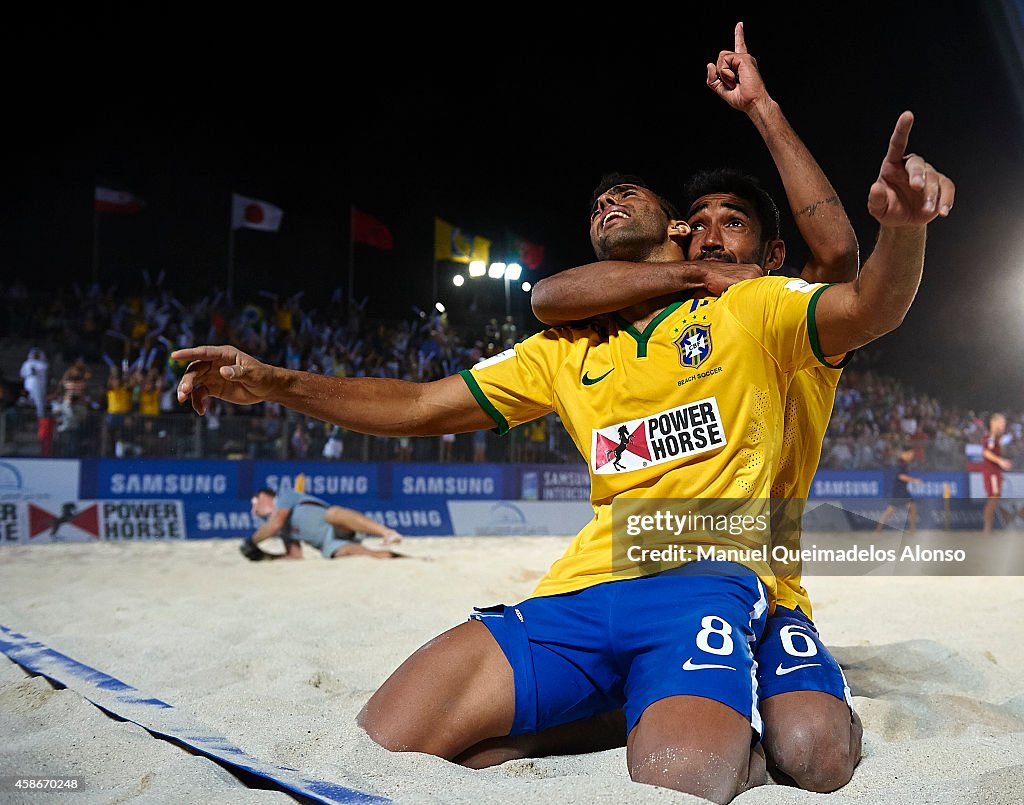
[521,281,532,292]
[435,302,446,313]
[468,260,486,277]
[505,263,522,281]
[488,262,506,279]
[453,274,465,287]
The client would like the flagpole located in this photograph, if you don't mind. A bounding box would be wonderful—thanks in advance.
[92,205,100,286]
[348,204,355,309]
[227,198,236,305]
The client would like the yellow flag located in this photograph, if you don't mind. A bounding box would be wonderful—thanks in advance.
[435,217,490,264]
[294,472,306,494]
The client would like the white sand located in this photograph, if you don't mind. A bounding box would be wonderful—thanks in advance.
[1,535,1023,804]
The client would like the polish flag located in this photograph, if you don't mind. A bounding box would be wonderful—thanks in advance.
[232,193,284,232]
[95,186,145,214]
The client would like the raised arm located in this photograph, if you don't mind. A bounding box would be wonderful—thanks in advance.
[531,21,860,328]
[813,111,954,357]
[710,21,858,284]
[173,345,494,436]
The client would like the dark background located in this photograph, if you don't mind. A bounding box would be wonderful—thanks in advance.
[5,2,1023,411]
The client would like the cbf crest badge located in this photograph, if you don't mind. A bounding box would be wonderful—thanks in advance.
[675,323,712,368]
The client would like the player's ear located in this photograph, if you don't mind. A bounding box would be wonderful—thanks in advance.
[763,239,785,272]
[668,220,691,238]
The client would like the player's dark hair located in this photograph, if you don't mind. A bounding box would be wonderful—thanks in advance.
[682,167,781,242]
[590,172,680,220]
[255,487,276,497]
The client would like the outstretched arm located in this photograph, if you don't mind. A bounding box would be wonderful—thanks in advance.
[173,346,494,436]
[813,112,954,357]
[710,21,859,283]
[251,506,290,546]
[530,261,761,326]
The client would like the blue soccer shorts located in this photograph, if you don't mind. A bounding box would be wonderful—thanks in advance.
[471,560,769,738]
[755,605,852,706]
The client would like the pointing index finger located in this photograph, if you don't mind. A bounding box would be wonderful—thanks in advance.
[734,21,747,54]
[886,111,915,163]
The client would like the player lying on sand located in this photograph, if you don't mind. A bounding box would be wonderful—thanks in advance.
[242,486,403,561]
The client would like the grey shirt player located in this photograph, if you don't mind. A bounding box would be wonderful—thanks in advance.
[242,486,404,561]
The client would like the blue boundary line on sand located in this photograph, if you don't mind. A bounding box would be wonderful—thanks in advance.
[0,624,390,805]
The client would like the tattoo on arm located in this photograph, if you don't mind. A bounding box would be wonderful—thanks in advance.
[795,195,841,218]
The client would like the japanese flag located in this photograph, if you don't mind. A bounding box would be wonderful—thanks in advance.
[232,193,283,232]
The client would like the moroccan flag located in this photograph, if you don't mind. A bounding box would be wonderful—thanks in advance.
[435,217,490,264]
[507,230,545,270]
[351,206,393,250]
[95,185,145,214]
[232,193,283,232]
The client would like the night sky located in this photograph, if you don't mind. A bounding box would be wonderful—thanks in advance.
[6,3,1024,412]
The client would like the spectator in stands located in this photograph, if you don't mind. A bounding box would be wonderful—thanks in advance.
[57,393,85,456]
[37,399,56,456]
[439,433,456,462]
[60,356,92,405]
[290,420,310,459]
[473,429,487,463]
[19,347,48,419]
[500,315,518,346]
[322,425,344,460]
[105,367,132,455]
[824,436,855,469]
[0,368,18,438]
[137,367,163,417]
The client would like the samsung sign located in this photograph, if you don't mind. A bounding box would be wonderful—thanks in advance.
[255,462,377,498]
[99,460,238,498]
[397,464,502,499]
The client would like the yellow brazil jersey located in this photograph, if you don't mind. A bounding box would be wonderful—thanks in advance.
[138,387,161,416]
[106,386,132,415]
[460,275,844,605]
[770,364,845,619]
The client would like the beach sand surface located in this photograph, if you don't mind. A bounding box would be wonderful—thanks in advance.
[1,535,1023,804]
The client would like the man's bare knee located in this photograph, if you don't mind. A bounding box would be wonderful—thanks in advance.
[629,748,754,804]
[766,704,862,792]
[356,621,514,759]
[627,697,763,804]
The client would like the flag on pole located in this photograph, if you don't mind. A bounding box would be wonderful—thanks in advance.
[95,185,146,214]
[434,217,490,264]
[506,229,545,270]
[351,206,393,250]
[232,193,283,232]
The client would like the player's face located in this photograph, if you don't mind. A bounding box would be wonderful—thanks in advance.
[685,193,769,268]
[250,493,274,520]
[589,184,670,260]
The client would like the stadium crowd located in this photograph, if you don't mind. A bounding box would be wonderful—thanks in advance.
[0,278,1017,471]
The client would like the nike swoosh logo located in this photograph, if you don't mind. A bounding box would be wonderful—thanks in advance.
[775,662,822,676]
[582,368,614,386]
[682,658,735,671]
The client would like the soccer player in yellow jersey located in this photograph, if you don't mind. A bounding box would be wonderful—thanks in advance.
[525,24,862,792]
[172,99,954,805]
